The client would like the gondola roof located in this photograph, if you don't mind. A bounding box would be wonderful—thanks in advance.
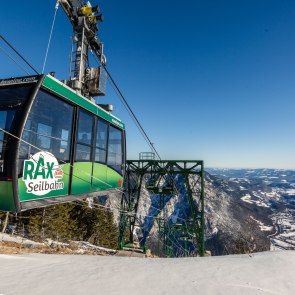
[0,74,125,130]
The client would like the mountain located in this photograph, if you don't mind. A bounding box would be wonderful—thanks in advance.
[206,168,295,252]
[103,168,295,255]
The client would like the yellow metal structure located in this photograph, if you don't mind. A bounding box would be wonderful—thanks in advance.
[81,6,97,16]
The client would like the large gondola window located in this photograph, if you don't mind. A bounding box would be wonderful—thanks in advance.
[75,110,93,161]
[0,86,32,176]
[95,119,108,163]
[19,90,74,174]
[107,126,123,173]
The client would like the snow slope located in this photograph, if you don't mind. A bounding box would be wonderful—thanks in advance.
[0,251,294,295]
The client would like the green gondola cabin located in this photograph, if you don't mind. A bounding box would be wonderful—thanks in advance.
[0,74,126,212]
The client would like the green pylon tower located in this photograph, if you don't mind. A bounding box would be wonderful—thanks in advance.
[118,156,205,257]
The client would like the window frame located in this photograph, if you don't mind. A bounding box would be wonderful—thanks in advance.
[107,124,124,174]
[18,89,75,177]
[93,117,109,164]
[74,108,95,162]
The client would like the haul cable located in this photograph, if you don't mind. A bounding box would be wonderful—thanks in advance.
[0,35,39,75]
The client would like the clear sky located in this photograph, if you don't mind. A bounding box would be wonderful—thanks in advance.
[1,0,295,169]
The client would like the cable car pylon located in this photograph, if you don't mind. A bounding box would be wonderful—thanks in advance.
[118,153,205,257]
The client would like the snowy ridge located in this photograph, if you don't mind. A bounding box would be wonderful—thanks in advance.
[207,168,295,251]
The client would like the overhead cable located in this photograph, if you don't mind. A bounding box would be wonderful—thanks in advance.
[42,0,60,73]
[90,49,161,160]
[0,46,30,75]
[0,35,39,75]
[101,64,162,160]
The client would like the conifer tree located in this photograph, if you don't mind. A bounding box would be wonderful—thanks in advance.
[7,199,119,249]
[27,204,76,242]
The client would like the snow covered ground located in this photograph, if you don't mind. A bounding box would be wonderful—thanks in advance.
[0,251,295,295]
[0,233,43,247]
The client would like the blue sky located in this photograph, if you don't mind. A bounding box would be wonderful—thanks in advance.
[1,0,295,168]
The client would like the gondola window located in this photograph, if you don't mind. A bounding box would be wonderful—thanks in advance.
[0,86,32,175]
[108,126,123,173]
[75,110,93,161]
[95,118,108,163]
[18,90,74,175]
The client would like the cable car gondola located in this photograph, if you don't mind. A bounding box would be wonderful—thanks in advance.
[0,74,126,212]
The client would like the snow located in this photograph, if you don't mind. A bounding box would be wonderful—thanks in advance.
[0,233,116,255]
[212,227,218,235]
[259,225,274,231]
[239,186,247,190]
[241,194,270,208]
[280,232,295,238]
[280,220,292,227]
[0,233,43,247]
[271,239,293,248]
[241,194,253,204]
[250,216,273,232]
[252,191,263,199]
[0,251,295,295]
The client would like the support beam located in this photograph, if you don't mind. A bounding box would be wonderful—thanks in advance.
[118,160,205,257]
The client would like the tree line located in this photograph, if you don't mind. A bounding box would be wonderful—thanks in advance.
[0,200,118,249]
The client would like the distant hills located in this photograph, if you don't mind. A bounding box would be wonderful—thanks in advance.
[122,168,295,255]
[206,168,295,252]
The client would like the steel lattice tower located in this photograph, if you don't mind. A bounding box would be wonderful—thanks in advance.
[118,158,205,257]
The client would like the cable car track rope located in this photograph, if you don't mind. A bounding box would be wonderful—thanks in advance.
[0,45,30,75]
[0,35,39,75]
[89,50,162,160]
[101,64,161,160]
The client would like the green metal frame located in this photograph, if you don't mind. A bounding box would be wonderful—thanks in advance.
[118,160,205,257]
